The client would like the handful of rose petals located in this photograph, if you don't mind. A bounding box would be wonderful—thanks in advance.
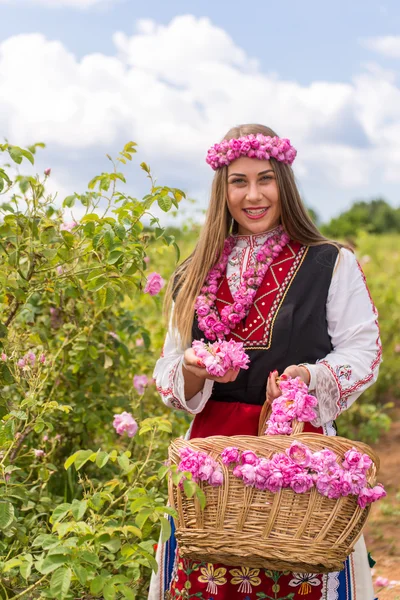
[192,339,250,377]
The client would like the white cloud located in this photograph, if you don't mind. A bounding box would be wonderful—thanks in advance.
[361,35,400,59]
[1,16,400,218]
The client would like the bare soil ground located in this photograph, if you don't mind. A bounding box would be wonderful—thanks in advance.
[364,406,400,599]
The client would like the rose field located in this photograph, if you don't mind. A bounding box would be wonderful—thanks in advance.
[0,143,399,599]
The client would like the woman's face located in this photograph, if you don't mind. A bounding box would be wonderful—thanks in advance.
[227,156,281,235]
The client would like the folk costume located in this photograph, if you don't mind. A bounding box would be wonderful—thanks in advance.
[149,134,381,600]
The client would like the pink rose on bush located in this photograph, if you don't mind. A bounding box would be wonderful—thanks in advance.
[113,411,138,438]
[133,374,148,395]
[375,576,389,588]
[144,272,165,296]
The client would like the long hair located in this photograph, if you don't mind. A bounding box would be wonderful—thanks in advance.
[165,123,334,347]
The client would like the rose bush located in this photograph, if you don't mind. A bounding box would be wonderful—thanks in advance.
[0,142,192,600]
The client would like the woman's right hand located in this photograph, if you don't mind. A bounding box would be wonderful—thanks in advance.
[182,347,240,383]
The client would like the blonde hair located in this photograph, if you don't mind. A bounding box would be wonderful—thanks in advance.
[165,123,335,347]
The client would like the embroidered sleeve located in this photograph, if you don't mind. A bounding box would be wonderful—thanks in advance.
[303,248,382,426]
[153,306,214,414]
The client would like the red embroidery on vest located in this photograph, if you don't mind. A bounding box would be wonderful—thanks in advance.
[215,242,307,348]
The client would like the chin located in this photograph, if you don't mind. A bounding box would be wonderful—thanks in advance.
[238,218,279,236]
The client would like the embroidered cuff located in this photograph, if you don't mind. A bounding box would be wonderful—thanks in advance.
[174,358,214,414]
[299,363,317,392]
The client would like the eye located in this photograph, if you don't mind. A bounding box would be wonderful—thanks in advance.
[260,175,273,182]
[230,178,246,184]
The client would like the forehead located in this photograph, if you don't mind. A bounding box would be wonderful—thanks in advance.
[227,156,273,175]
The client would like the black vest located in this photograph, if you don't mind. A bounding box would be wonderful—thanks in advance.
[191,243,338,406]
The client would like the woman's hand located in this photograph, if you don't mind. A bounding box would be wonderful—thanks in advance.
[265,365,310,406]
[183,347,240,383]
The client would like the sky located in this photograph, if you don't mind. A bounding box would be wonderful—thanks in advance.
[0,0,400,223]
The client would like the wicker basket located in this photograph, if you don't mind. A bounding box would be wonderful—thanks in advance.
[168,407,379,573]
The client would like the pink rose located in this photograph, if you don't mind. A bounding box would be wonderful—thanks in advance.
[197,305,210,317]
[264,470,284,493]
[209,467,224,486]
[241,450,258,465]
[34,449,45,458]
[286,441,312,467]
[241,464,256,486]
[375,576,389,588]
[221,447,240,464]
[113,411,138,438]
[198,457,216,481]
[133,374,149,395]
[290,472,314,494]
[144,272,165,296]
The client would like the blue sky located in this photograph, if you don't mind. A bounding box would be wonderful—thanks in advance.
[1,0,400,222]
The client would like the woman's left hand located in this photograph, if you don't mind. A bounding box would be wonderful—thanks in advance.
[265,365,310,406]
[282,364,310,385]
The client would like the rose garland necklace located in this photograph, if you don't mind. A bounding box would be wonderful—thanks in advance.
[194,225,290,340]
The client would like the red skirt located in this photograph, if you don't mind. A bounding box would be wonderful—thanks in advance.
[169,400,325,600]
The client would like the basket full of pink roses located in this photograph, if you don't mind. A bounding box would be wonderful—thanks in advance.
[168,346,385,573]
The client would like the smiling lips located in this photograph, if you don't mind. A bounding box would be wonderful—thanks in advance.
[243,207,269,220]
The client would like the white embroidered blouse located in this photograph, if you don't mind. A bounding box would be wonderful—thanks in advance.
[153,231,382,428]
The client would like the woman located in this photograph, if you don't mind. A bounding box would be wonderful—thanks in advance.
[149,124,381,600]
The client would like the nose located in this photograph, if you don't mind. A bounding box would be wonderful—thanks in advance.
[245,180,263,203]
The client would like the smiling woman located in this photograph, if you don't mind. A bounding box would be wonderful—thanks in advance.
[150,123,381,600]
[227,159,281,235]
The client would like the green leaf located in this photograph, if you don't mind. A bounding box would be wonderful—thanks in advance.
[3,558,22,572]
[183,479,197,498]
[64,452,78,470]
[157,195,172,212]
[63,195,76,208]
[157,465,169,481]
[87,276,108,292]
[135,508,152,529]
[195,487,207,510]
[79,550,101,567]
[120,584,136,599]
[74,449,94,471]
[173,242,181,263]
[0,502,14,529]
[140,162,150,173]
[37,553,69,575]
[130,497,150,513]
[117,453,130,472]
[51,503,71,523]
[50,566,72,599]
[103,581,117,600]
[104,286,117,307]
[104,229,115,249]
[159,516,172,543]
[72,562,88,585]
[8,146,23,164]
[107,250,123,265]
[90,574,107,595]
[101,537,121,553]
[71,499,87,521]
[20,558,33,580]
[96,450,109,468]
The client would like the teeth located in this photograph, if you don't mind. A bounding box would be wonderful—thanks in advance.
[244,208,267,215]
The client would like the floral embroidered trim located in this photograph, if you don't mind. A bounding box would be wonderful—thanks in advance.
[319,262,382,418]
[229,566,261,594]
[216,243,307,349]
[156,357,186,411]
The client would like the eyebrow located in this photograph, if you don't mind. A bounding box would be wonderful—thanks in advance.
[228,169,274,177]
